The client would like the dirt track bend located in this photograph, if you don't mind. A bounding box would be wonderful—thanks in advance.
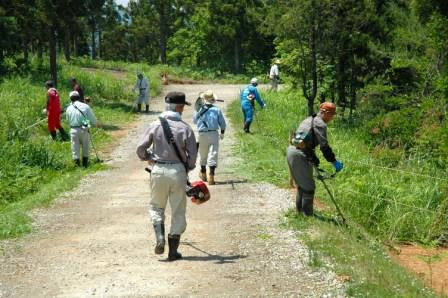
[0,84,344,297]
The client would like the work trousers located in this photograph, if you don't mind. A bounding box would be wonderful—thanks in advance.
[241,101,254,124]
[270,78,279,91]
[70,128,90,159]
[136,92,149,104]
[149,163,187,235]
[198,130,219,167]
[287,145,316,214]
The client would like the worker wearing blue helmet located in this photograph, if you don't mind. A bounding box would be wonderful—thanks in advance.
[240,77,266,133]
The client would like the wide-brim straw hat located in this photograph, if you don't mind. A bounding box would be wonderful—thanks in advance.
[199,89,218,103]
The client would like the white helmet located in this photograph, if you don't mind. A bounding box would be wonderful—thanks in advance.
[250,77,258,85]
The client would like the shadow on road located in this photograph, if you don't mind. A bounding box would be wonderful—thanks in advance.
[161,242,247,264]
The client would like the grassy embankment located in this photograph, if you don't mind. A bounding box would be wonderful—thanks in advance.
[0,58,161,239]
[228,89,444,296]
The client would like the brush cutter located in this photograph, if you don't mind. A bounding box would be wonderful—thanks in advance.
[314,166,346,223]
[88,130,102,163]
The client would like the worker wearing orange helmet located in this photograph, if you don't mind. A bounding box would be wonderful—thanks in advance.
[286,102,343,216]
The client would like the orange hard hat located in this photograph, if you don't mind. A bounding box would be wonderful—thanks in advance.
[320,102,337,115]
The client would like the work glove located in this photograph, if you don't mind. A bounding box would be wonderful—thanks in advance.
[333,160,344,172]
[220,134,224,140]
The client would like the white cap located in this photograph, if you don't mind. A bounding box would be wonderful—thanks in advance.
[250,77,258,84]
[69,91,80,99]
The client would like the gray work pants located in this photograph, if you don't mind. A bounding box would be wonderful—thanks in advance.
[287,145,315,214]
[149,163,188,235]
[70,128,90,159]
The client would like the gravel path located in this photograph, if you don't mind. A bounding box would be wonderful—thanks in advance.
[0,84,344,297]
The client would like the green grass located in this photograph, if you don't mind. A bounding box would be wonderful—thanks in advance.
[227,89,448,244]
[227,88,445,296]
[0,59,162,238]
[285,210,436,297]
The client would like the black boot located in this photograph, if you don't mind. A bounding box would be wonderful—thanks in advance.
[74,159,81,166]
[145,104,149,113]
[59,127,69,141]
[244,122,251,133]
[153,224,165,254]
[296,188,303,213]
[82,157,89,168]
[302,190,315,216]
[137,103,142,113]
[168,234,182,261]
[50,131,57,140]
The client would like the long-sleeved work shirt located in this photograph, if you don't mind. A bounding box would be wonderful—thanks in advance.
[295,113,336,164]
[133,77,149,95]
[269,64,279,78]
[193,104,226,133]
[136,111,197,170]
[65,101,97,128]
[240,85,265,108]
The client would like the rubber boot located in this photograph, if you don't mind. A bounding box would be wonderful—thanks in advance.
[296,188,303,213]
[208,166,216,185]
[82,157,89,168]
[145,104,149,113]
[199,166,207,182]
[168,234,182,261]
[50,131,57,140]
[74,159,81,166]
[244,122,251,133]
[302,190,315,216]
[153,224,165,254]
[59,127,69,141]
[137,103,142,113]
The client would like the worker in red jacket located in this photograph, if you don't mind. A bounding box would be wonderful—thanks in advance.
[45,80,68,141]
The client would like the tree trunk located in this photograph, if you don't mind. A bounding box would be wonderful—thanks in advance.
[159,1,167,64]
[98,29,102,59]
[49,26,58,87]
[37,39,43,65]
[63,30,71,61]
[233,38,240,73]
[23,37,29,63]
[91,21,96,59]
[303,0,318,116]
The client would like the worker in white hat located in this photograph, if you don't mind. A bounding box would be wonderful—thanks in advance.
[65,91,98,167]
[193,89,226,185]
[269,58,281,91]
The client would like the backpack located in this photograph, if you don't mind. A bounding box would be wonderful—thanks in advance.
[290,115,315,149]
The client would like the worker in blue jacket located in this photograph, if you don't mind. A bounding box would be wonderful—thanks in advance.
[240,77,266,133]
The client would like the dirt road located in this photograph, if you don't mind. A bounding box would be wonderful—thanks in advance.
[0,84,343,297]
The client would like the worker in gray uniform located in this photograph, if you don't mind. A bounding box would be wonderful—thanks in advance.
[287,102,343,216]
[136,91,197,261]
[65,91,97,167]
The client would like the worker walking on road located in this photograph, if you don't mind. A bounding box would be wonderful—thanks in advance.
[269,59,281,91]
[136,91,197,261]
[240,78,266,133]
[65,91,98,167]
[287,102,343,216]
[45,80,69,141]
[193,90,226,185]
[133,72,150,113]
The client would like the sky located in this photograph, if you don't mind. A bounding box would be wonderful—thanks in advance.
[115,0,129,7]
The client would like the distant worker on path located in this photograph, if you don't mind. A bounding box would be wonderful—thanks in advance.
[136,91,197,261]
[240,77,266,133]
[287,102,343,216]
[133,72,150,113]
[269,59,281,91]
[65,91,97,168]
[45,80,68,141]
[69,77,85,103]
[193,90,226,185]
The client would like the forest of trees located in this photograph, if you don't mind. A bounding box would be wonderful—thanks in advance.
[1,0,447,165]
